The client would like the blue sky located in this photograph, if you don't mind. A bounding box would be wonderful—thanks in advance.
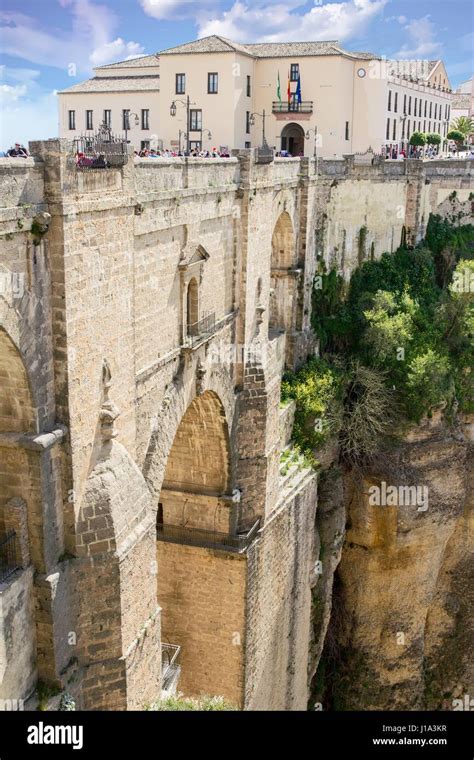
[1,0,472,147]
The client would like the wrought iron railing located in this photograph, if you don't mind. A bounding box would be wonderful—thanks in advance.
[161,643,181,689]
[272,101,313,114]
[187,312,216,344]
[0,531,19,583]
[157,520,260,553]
[72,122,129,170]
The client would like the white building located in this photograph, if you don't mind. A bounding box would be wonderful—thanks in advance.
[58,54,160,152]
[58,35,454,158]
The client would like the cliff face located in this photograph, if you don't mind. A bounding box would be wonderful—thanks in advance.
[311,417,473,710]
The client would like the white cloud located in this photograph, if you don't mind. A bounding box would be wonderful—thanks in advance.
[394,15,443,59]
[0,83,28,105]
[0,1,144,73]
[89,38,145,66]
[140,0,200,19]
[0,91,59,150]
[197,0,387,44]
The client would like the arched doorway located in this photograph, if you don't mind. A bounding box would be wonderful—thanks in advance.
[156,391,246,705]
[281,123,305,156]
[0,328,38,703]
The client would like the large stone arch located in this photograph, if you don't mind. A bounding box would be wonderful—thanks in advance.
[143,361,236,506]
[0,328,38,703]
[148,376,247,705]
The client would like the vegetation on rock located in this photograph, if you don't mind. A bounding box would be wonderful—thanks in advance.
[282,217,473,465]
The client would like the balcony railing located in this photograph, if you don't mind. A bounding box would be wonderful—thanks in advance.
[272,101,313,114]
[0,531,19,583]
[186,312,216,346]
[161,643,181,691]
[157,519,261,553]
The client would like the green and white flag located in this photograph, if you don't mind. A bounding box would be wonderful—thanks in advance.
[277,71,282,103]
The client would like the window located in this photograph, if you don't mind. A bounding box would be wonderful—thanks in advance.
[403,94,407,114]
[290,63,299,81]
[103,109,111,127]
[408,96,411,115]
[386,118,390,140]
[86,110,93,130]
[68,110,75,130]
[388,90,392,111]
[122,109,130,130]
[245,141,251,149]
[157,504,164,533]
[345,121,349,140]
[394,92,398,113]
[176,73,185,94]
[141,109,149,130]
[208,72,218,94]
[247,75,251,97]
[246,111,250,134]
[189,109,202,131]
[187,278,199,334]
[393,119,397,140]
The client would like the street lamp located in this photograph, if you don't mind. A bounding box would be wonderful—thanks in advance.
[170,96,196,154]
[249,110,268,147]
[124,111,139,144]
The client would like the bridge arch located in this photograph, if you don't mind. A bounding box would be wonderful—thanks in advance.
[0,328,38,703]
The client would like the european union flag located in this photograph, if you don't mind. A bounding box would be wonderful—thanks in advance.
[296,73,302,104]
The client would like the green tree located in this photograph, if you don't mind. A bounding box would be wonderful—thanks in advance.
[447,129,465,152]
[449,116,474,138]
[426,133,441,146]
[409,131,426,147]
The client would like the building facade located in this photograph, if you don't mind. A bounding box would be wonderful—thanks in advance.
[58,35,454,158]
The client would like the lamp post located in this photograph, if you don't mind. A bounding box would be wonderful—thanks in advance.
[249,110,268,147]
[124,111,139,145]
[170,96,196,154]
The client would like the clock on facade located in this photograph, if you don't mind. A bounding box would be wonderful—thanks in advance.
[357,68,366,78]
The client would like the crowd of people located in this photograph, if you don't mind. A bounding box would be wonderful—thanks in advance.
[135,147,231,158]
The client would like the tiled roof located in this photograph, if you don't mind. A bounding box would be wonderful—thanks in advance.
[159,35,252,56]
[244,41,344,57]
[95,54,160,69]
[159,34,378,60]
[59,76,160,94]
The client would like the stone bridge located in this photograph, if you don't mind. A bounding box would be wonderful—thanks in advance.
[0,141,471,710]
